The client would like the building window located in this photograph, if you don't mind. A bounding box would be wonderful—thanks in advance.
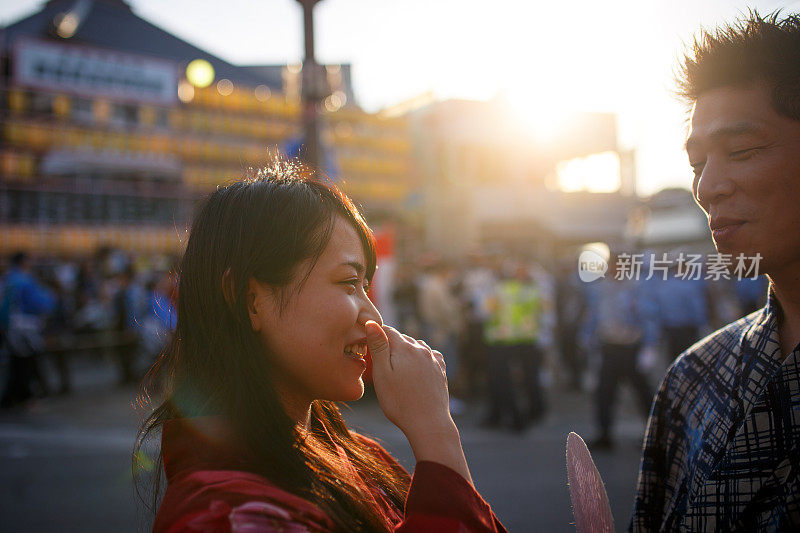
[29,92,53,115]
[71,97,94,123]
[154,108,169,129]
[112,103,139,127]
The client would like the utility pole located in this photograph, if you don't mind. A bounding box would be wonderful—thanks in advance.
[296,0,325,172]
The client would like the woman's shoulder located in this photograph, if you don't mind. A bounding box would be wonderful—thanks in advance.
[154,468,335,533]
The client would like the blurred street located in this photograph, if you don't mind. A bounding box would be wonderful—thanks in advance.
[0,356,647,532]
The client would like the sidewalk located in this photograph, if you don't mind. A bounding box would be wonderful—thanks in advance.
[0,356,649,532]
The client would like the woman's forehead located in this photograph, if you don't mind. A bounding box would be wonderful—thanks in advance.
[320,217,366,267]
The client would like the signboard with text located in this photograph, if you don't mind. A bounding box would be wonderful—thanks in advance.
[12,38,178,106]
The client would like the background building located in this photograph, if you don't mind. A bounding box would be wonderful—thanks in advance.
[409,97,636,260]
[0,0,413,255]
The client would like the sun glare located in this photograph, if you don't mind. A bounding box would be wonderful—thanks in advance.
[503,87,578,143]
[556,151,620,193]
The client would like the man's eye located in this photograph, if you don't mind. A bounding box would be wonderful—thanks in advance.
[730,147,759,160]
[690,161,705,177]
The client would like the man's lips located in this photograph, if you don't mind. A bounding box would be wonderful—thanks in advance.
[710,218,745,241]
[709,217,746,231]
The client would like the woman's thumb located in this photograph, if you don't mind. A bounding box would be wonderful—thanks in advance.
[365,321,391,370]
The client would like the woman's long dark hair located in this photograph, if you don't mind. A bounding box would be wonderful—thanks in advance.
[134,158,410,531]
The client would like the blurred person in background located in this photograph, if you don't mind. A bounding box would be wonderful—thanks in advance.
[113,264,145,385]
[583,254,659,450]
[735,274,769,315]
[137,162,506,532]
[42,271,73,395]
[632,12,800,531]
[0,252,56,408]
[139,271,177,364]
[555,257,588,390]
[391,262,421,338]
[73,259,115,335]
[482,260,553,432]
[459,253,497,398]
[418,260,465,414]
[650,257,710,365]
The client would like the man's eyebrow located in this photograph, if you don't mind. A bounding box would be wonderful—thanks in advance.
[685,121,765,151]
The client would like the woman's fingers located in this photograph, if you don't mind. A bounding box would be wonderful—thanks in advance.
[415,339,445,372]
[432,349,446,373]
[400,331,417,344]
[365,320,391,370]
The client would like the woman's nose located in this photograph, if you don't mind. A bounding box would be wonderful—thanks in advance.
[359,293,383,327]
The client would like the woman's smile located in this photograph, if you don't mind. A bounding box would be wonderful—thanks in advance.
[249,215,381,413]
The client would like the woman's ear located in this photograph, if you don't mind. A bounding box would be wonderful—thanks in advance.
[247,278,267,332]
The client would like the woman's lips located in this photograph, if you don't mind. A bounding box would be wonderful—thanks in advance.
[344,343,367,368]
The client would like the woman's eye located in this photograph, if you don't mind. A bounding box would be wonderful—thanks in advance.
[340,276,371,295]
[341,279,366,293]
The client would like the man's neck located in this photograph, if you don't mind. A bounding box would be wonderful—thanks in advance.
[769,262,800,358]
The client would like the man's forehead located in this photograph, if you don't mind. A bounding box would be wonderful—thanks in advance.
[686,86,775,149]
[685,120,766,151]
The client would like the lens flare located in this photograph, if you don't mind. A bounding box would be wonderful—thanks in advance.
[186,59,215,88]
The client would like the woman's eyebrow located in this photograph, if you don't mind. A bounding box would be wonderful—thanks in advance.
[339,261,365,275]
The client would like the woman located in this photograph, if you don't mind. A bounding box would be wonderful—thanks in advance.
[136,159,506,532]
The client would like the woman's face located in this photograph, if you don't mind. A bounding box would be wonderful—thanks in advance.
[248,216,381,419]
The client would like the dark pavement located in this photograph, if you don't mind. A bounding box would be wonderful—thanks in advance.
[0,356,650,532]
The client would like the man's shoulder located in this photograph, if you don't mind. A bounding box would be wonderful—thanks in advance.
[669,310,762,375]
[654,310,766,412]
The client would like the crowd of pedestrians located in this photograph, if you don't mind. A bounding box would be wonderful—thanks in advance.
[391,249,768,443]
[1,245,767,443]
[0,248,177,408]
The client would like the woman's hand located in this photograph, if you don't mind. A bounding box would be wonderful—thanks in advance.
[366,321,472,485]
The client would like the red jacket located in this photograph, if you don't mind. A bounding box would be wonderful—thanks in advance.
[153,417,507,532]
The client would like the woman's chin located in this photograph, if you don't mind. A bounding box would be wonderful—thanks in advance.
[342,380,365,402]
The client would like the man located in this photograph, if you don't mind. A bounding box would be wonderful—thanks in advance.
[555,258,587,390]
[650,265,709,364]
[417,260,464,413]
[0,252,55,407]
[482,261,553,432]
[631,12,800,531]
[584,254,658,450]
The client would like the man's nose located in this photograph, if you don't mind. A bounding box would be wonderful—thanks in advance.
[694,159,735,212]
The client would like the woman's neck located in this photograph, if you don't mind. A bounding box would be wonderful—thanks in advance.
[277,389,313,430]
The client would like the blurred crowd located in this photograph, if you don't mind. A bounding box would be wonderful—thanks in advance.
[0,246,768,448]
[0,248,177,408]
[392,251,768,446]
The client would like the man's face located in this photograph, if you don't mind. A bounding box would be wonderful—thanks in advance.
[686,83,800,274]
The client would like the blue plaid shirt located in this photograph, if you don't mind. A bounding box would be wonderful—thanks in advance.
[630,289,800,531]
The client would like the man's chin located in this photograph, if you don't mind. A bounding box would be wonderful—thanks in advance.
[712,240,768,275]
